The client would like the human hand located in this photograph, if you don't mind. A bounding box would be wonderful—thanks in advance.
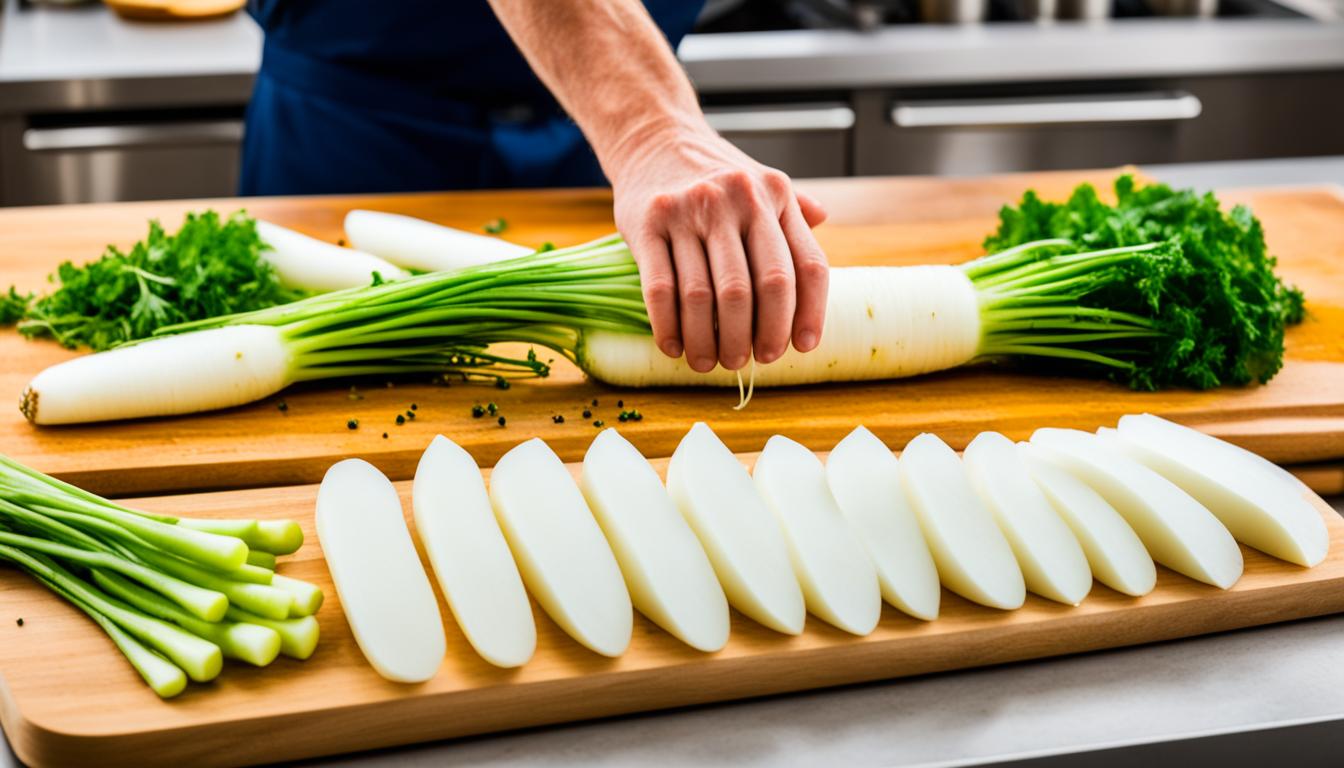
[606,121,829,372]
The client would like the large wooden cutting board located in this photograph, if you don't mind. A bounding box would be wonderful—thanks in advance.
[2,452,1342,768]
[2,169,1342,497]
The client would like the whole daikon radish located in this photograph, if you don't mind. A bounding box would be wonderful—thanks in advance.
[255,220,409,291]
[344,210,533,272]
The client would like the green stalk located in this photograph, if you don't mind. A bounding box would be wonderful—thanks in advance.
[271,573,324,617]
[0,529,227,621]
[92,570,281,667]
[246,550,277,570]
[3,547,221,682]
[135,547,295,619]
[226,607,320,660]
[0,544,188,698]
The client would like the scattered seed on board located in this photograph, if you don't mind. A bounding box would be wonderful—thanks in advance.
[277,401,288,413]
[346,419,359,430]
[471,404,485,418]
[498,416,507,427]
[396,414,406,425]
[16,618,23,627]
[552,414,565,424]
[593,420,605,428]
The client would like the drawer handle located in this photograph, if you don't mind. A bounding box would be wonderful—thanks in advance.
[705,104,856,134]
[23,120,244,152]
[890,92,1202,128]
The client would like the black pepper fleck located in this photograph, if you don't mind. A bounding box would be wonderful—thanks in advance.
[406,410,416,419]
[591,398,599,406]
[382,432,389,439]
[346,419,359,430]
[471,404,485,418]
[277,401,288,412]
[396,414,406,425]
[495,377,511,390]
[593,420,605,428]
[582,409,592,419]
[497,416,507,427]
[617,399,624,408]
[410,403,418,411]
[552,414,565,424]
[16,618,23,627]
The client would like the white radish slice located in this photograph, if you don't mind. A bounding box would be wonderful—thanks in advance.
[580,429,730,652]
[1109,414,1328,567]
[316,459,444,683]
[413,436,536,668]
[825,427,940,621]
[1030,428,1243,589]
[1018,444,1157,597]
[898,433,1025,611]
[255,220,410,292]
[963,432,1093,606]
[753,435,881,636]
[666,423,806,635]
[489,438,632,657]
[344,210,534,272]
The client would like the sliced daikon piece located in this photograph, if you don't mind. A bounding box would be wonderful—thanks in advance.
[1018,443,1157,597]
[825,427,940,621]
[489,438,632,657]
[580,429,730,652]
[898,433,1025,610]
[666,423,805,635]
[964,432,1092,606]
[753,435,881,636]
[1030,428,1243,589]
[413,436,536,668]
[1108,414,1327,567]
[316,459,444,683]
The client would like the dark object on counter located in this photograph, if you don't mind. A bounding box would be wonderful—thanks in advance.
[346,419,358,430]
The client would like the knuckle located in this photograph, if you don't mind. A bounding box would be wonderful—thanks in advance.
[690,183,724,207]
[796,255,830,283]
[649,193,678,217]
[642,275,677,305]
[716,277,753,307]
[762,169,792,197]
[757,267,793,297]
[680,280,714,308]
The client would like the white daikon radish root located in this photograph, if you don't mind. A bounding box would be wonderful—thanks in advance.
[753,435,881,636]
[1018,445,1157,597]
[581,430,730,652]
[1030,428,1243,589]
[576,266,981,387]
[666,423,806,635]
[21,325,293,425]
[344,210,534,272]
[490,438,632,658]
[255,220,409,292]
[964,432,1092,606]
[825,427,940,621]
[316,459,445,683]
[898,433,1025,610]
[414,436,536,668]
[1109,414,1328,567]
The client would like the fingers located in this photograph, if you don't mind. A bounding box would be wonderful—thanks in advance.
[795,190,829,228]
[745,214,796,364]
[629,232,682,358]
[705,227,753,371]
[780,197,829,353]
[669,231,719,373]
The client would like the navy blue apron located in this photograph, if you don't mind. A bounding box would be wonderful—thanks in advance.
[241,1,704,196]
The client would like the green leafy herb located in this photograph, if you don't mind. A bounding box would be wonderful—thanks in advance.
[483,218,508,235]
[2,211,301,351]
[974,175,1304,389]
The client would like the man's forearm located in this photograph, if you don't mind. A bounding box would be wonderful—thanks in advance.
[485,0,708,180]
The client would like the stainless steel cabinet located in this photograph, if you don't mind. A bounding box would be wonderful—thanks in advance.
[853,71,1344,176]
[705,102,855,177]
[0,116,244,206]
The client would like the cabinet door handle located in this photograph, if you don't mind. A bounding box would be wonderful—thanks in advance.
[23,120,244,152]
[890,91,1202,128]
[705,103,856,133]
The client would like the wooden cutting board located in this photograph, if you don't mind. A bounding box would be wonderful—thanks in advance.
[2,452,1342,768]
[2,169,1342,497]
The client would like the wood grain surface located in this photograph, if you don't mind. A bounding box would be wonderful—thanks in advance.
[2,170,1342,497]
[2,449,1342,768]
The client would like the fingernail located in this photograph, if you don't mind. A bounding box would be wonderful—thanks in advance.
[724,354,748,371]
[797,331,818,351]
[662,340,683,357]
[693,357,717,372]
[756,348,780,364]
